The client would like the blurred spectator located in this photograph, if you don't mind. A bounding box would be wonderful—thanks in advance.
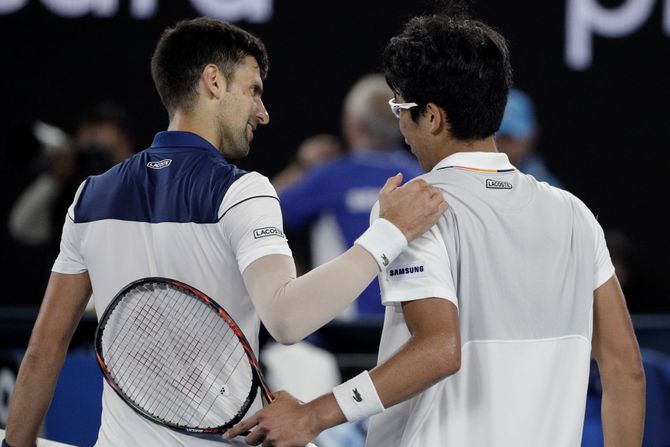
[4,102,134,307]
[272,134,344,193]
[275,74,422,320]
[496,89,563,187]
[8,102,134,247]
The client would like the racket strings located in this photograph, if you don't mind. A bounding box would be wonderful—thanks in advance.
[140,287,235,424]
[136,286,208,422]
[196,336,248,427]
[109,284,237,425]
[99,282,254,429]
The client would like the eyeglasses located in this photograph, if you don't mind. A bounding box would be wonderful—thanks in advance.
[388,97,418,118]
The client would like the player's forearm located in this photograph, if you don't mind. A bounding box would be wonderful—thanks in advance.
[245,245,379,344]
[5,342,69,447]
[6,273,91,447]
[600,368,646,447]
[370,330,460,407]
[305,325,460,434]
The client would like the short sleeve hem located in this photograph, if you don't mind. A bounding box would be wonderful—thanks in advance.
[52,260,88,275]
[594,265,615,291]
[381,287,458,308]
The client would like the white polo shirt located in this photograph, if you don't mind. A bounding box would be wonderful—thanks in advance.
[366,152,614,447]
[52,131,292,446]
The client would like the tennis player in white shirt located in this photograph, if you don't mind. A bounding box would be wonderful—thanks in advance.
[228,11,645,447]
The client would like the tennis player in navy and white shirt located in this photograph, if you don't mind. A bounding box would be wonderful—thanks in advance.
[3,18,448,447]
[53,130,293,446]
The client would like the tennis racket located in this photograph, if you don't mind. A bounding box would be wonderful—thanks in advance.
[95,277,317,445]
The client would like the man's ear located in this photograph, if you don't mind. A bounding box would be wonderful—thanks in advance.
[201,64,225,100]
[425,102,447,135]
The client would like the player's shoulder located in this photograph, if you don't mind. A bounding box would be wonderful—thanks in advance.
[218,171,279,218]
[227,171,275,195]
[531,178,588,210]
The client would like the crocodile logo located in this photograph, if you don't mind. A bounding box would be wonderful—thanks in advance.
[381,254,390,267]
[352,388,363,402]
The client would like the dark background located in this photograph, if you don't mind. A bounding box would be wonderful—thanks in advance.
[1,0,668,310]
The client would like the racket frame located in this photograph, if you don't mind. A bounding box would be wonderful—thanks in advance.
[94,277,272,434]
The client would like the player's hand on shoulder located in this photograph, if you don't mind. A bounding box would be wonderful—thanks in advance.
[379,173,448,241]
[226,390,319,447]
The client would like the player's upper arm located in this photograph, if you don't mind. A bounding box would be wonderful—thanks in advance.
[403,297,461,375]
[569,193,615,290]
[591,275,643,377]
[28,272,92,353]
[219,173,292,273]
[379,220,457,307]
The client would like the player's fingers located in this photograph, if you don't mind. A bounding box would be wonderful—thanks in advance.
[244,428,266,446]
[225,413,260,439]
[273,390,288,399]
[380,172,403,194]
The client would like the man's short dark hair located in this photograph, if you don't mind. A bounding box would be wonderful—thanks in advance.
[151,17,269,116]
[383,14,513,140]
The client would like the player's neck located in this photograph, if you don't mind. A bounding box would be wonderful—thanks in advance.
[167,111,221,152]
[439,135,496,157]
[425,135,497,170]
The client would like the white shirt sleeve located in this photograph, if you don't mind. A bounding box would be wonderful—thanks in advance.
[52,181,88,274]
[370,202,458,307]
[219,172,293,273]
[571,194,615,289]
[590,214,615,289]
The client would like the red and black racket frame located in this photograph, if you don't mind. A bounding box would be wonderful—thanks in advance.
[94,277,273,434]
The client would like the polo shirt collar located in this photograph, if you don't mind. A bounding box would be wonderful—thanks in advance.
[432,151,515,172]
[150,131,222,158]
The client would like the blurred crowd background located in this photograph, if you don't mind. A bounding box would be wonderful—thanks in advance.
[0,0,669,446]
[1,0,668,312]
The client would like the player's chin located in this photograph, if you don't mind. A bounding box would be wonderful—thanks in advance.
[227,141,251,159]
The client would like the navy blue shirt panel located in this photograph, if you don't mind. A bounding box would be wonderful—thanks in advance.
[74,131,247,224]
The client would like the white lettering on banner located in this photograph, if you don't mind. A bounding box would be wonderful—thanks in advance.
[0,0,28,14]
[566,0,663,70]
[0,0,273,21]
[130,0,157,19]
[41,0,117,18]
[191,0,273,23]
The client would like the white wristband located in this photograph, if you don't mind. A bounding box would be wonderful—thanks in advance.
[332,370,385,422]
[355,218,407,270]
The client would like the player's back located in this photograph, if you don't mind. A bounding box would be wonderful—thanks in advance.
[422,167,603,445]
[368,153,612,447]
[61,131,278,446]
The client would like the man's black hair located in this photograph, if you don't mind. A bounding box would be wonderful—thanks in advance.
[383,13,513,140]
[151,17,269,116]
